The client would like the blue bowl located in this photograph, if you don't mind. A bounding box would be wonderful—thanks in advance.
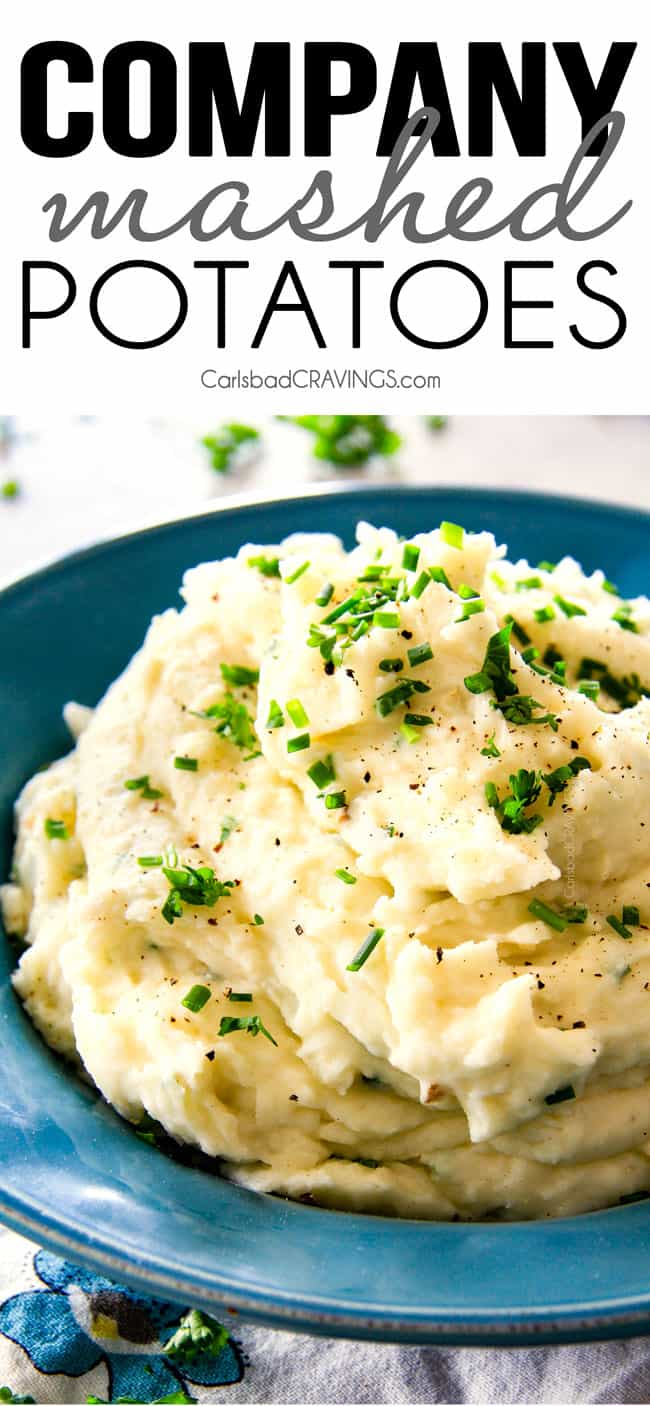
[2,484,650,1347]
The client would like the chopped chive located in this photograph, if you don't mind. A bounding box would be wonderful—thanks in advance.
[602,579,619,595]
[554,594,587,619]
[578,679,600,700]
[315,582,334,607]
[537,560,556,572]
[248,553,281,577]
[181,984,211,1013]
[322,592,361,625]
[218,1014,278,1045]
[545,1085,575,1106]
[504,614,531,646]
[174,756,199,771]
[429,565,452,590]
[563,904,588,924]
[402,543,420,571]
[1,479,19,499]
[534,605,556,624]
[253,913,265,925]
[286,699,309,727]
[379,657,404,673]
[516,576,543,592]
[285,560,310,584]
[612,607,639,633]
[607,913,633,939]
[138,854,163,867]
[623,905,640,927]
[458,583,479,600]
[287,733,310,753]
[410,571,431,599]
[346,926,385,972]
[124,774,164,800]
[480,733,501,758]
[373,610,401,629]
[439,521,464,548]
[400,721,420,744]
[220,663,259,687]
[528,899,568,933]
[375,678,430,718]
[335,868,357,884]
[403,713,434,726]
[218,815,238,846]
[457,599,485,622]
[522,646,539,663]
[307,755,336,788]
[44,818,69,840]
[266,699,284,729]
[485,781,499,808]
[325,790,347,810]
[229,991,253,1002]
[407,641,433,668]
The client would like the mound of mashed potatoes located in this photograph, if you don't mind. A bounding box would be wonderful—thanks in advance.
[3,518,650,1221]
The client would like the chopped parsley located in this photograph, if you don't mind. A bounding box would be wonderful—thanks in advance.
[174,756,199,772]
[218,1013,278,1045]
[200,693,260,759]
[376,677,430,718]
[252,913,265,925]
[220,663,260,687]
[528,898,568,933]
[248,553,280,577]
[202,422,260,474]
[280,414,400,467]
[464,624,516,700]
[542,756,591,806]
[163,1307,229,1361]
[124,774,164,800]
[346,927,386,972]
[44,818,69,840]
[181,984,211,1013]
[495,695,559,732]
[480,733,501,759]
[161,865,234,925]
[486,770,543,835]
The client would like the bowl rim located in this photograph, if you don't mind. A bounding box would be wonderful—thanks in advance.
[3,479,650,1347]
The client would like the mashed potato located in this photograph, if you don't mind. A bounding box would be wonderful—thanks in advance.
[3,518,650,1220]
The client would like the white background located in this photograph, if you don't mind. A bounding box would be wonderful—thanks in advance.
[1,414,648,586]
[0,0,647,412]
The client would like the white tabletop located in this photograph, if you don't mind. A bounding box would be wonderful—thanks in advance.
[1,415,648,585]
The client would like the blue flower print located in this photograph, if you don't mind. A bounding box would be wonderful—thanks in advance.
[0,1250,243,1402]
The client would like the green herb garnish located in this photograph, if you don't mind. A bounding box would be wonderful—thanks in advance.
[487,770,543,835]
[480,733,501,758]
[429,565,452,590]
[220,663,260,687]
[402,543,420,571]
[528,898,568,933]
[623,905,640,927]
[407,642,433,668]
[554,594,587,619]
[248,553,280,577]
[612,605,639,633]
[280,415,400,467]
[379,657,404,673]
[181,984,211,1013]
[163,1307,229,1362]
[542,756,591,806]
[287,732,310,753]
[464,624,516,700]
[202,422,260,474]
[285,560,310,585]
[161,865,234,925]
[286,699,309,727]
[325,790,347,810]
[335,868,357,884]
[439,521,464,548]
[266,699,284,730]
[124,774,164,800]
[174,756,199,772]
[44,818,69,840]
[346,927,386,972]
[376,677,430,718]
[218,815,238,846]
[201,693,260,759]
[218,1014,278,1045]
[307,755,336,788]
[138,855,163,867]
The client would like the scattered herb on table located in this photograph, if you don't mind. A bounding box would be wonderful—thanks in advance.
[202,423,260,474]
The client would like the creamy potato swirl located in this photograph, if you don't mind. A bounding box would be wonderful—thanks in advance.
[3,520,650,1220]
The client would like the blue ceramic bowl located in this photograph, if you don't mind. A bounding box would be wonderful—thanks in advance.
[2,484,650,1347]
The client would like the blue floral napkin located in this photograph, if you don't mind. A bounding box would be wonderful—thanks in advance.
[3,1225,650,1404]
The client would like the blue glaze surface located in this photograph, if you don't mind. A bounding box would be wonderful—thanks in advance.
[1,484,650,1346]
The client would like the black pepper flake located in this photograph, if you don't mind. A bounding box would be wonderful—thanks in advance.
[208,918,218,926]
[572,1020,586,1028]
[570,740,579,750]
[289,1093,298,1101]
[401,630,413,640]
[205,1050,215,1061]
[436,946,443,963]
[537,979,545,989]
[296,924,304,935]
[275,838,281,846]
[363,772,371,783]
[324,661,335,676]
